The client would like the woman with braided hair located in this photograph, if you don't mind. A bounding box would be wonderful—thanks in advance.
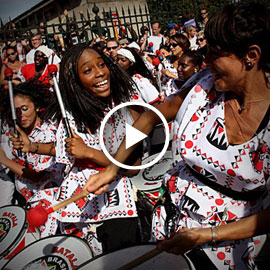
[39,44,141,256]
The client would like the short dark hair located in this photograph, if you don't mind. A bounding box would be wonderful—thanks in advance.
[170,33,190,52]
[205,2,270,72]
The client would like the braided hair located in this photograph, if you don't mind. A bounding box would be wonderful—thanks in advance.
[43,44,135,133]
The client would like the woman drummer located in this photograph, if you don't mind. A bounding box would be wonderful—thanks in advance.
[23,44,142,256]
[84,2,270,269]
[0,80,65,236]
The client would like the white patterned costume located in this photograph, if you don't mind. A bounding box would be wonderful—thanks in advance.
[152,68,270,269]
[53,109,138,256]
[14,120,65,237]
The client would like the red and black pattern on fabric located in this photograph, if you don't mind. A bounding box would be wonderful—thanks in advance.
[72,185,88,211]
[152,205,166,240]
[58,186,68,201]
[167,174,177,193]
[249,141,269,174]
[206,117,229,150]
[191,107,212,140]
[241,245,256,270]
[181,193,200,213]
[207,208,231,227]
[231,144,250,169]
[36,199,51,209]
[63,223,84,238]
[20,187,33,201]
[192,146,226,171]
[96,209,133,220]
[105,189,120,208]
[192,165,217,182]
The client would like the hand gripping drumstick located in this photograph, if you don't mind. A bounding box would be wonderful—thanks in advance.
[27,189,90,227]
[4,68,22,157]
[48,64,72,138]
[116,247,163,270]
[152,57,162,94]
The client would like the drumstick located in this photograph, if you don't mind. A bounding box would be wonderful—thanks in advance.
[27,189,89,228]
[116,247,163,270]
[4,68,22,157]
[152,57,162,94]
[48,64,72,137]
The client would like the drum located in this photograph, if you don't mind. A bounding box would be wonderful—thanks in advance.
[131,151,174,191]
[149,121,174,148]
[77,244,195,270]
[0,205,40,269]
[2,235,93,269]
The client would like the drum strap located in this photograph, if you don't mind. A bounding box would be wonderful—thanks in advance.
[187,166,266,201]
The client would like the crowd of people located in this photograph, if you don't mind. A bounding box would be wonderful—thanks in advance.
[0,2,270,269]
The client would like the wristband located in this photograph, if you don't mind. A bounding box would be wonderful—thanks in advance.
[211,226,218,245]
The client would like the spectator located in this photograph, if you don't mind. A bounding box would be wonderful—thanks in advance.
[148,21,166,52]
[0,46,24,87]
[117,47,159,105]
[105,38,120,62]
[196,30,207,59]
[185,25,198,50]
[20,46,54,85]
[38,21,64,55]
[139,25,150,52]
[26,33,61,66]
[2,22,31,64]
[161,33,190,97]
[167,23,179,37]
[119,38,129,48]
[197,8,209,31]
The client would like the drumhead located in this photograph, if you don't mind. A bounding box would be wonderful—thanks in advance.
[78,243,192,270]
[131,151,173,191]
[2,235,93,269]
[0,205,26,257]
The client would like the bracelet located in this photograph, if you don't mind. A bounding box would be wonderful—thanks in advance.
[210,226,219,245]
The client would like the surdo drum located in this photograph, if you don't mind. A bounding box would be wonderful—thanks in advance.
[0,205,40,269]
[77,244,195,270]
[2,235,93,269]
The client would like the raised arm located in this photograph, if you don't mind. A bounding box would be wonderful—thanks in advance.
[84,88,189,195]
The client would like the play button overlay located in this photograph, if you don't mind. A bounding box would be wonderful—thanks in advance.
[100,101,170,170]
[125,123,148,149]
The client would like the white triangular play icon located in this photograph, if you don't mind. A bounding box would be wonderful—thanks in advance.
[125,123,147,149]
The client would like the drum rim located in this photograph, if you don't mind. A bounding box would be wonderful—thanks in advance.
[77,242,193,269]
[0,205,27,258]
[2,234,93,269]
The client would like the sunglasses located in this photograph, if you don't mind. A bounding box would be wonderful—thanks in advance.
[197,38,205,42]
[7,52,16,57]
[169,43,178,48]
[201,12,207,15]
[107,46,118,51]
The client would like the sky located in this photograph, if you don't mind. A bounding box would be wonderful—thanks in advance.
[0,0,43,24]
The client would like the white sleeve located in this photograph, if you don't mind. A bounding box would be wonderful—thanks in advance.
[133,76,159,104]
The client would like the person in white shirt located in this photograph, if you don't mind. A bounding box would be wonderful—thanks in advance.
[117,47,160,105]
[26,34,61,66]
[148,21,166,52]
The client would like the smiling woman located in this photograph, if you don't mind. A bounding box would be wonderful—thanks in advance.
[40,44,142,256]
[84,2,270,269]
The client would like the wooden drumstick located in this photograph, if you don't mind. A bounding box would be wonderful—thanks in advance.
[27,189,89,227]
[116,247,163,270]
